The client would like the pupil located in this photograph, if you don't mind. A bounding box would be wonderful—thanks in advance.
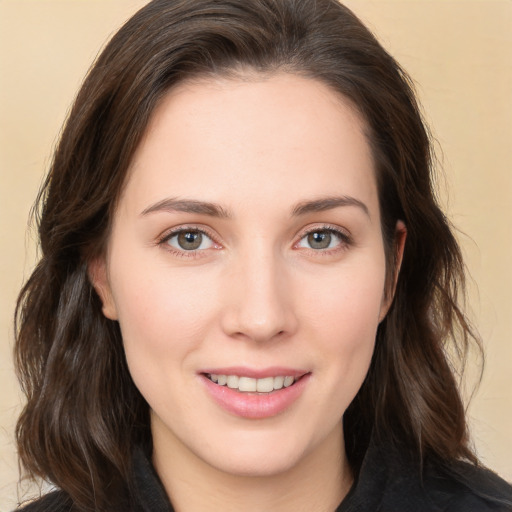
[178,231,202,250]
[308,231,331,249]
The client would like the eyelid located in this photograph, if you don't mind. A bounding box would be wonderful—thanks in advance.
[293,224,353,251]
[155,223,352,257]
[295,223,351,240]
[157,224,223,255]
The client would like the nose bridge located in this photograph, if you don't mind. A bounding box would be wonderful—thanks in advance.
[221,241,296,342]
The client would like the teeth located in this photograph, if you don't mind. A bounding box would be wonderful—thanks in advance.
[256,377,274,393]
[238,376,257,392]
[284,376,294,387]
[273,376,284,390]
[226,375,239,389]
[208,374,296,392]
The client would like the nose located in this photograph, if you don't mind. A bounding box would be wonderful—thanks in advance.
[220,249,298,343]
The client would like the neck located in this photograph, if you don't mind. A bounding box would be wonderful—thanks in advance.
[151,418,352,512]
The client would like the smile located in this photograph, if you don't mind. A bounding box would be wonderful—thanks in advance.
[207,374,296,393]
[201,370,310,419]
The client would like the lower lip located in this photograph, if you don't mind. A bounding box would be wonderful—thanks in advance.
[200,374,310,419]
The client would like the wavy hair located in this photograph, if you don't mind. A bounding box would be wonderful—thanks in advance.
[15,0,479,509]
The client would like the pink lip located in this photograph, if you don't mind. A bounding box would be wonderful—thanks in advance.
[200,366,308,379]
[199,369,311,420]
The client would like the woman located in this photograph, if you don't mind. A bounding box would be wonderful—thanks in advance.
[14,0,512,510]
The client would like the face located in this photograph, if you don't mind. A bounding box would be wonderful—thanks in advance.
[92,73,401,478]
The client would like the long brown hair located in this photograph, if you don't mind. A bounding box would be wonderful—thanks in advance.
[15,0,479,509]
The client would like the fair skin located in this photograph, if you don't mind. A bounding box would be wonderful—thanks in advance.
[91,72,405,512]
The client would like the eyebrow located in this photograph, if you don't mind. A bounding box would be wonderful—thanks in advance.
[291,196,370,218]
[140,195,369,219]
[140,198,232,218]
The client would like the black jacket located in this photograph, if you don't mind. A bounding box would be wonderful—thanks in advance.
[18,438,512,511]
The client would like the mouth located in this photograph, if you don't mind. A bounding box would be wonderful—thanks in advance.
[200,370,310,419]
[205,373,298,393]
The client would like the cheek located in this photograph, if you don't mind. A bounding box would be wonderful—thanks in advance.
[109,261,224,417]
[303,257,386,341]
[108,258,221,368]
[299,257,385,394]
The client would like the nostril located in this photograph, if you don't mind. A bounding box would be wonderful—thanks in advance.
[219,282,298,342]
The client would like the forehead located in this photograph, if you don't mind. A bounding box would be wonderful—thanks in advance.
[122,72,378,217]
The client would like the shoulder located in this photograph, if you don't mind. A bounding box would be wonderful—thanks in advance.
[346,434,512,511]
[338,437,512,512]
[16,490,74,512]
[423,459,512,511]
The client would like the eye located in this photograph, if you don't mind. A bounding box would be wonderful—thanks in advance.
[296,228,348,251]
[165,229,215,251]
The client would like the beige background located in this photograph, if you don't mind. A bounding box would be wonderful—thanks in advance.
[0,0,511,509]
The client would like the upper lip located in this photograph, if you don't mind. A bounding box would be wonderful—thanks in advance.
[199,366,309,379]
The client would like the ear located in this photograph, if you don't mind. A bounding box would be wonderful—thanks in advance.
[88,256,118,320]
[379,220,407,321]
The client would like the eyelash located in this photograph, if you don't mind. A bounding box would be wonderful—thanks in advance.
[294,225,353,255]
[157,226,221,259]
[157,224,352,258]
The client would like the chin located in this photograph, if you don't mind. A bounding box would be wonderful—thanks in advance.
[195,426,324,478]
[205,448,304,478]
